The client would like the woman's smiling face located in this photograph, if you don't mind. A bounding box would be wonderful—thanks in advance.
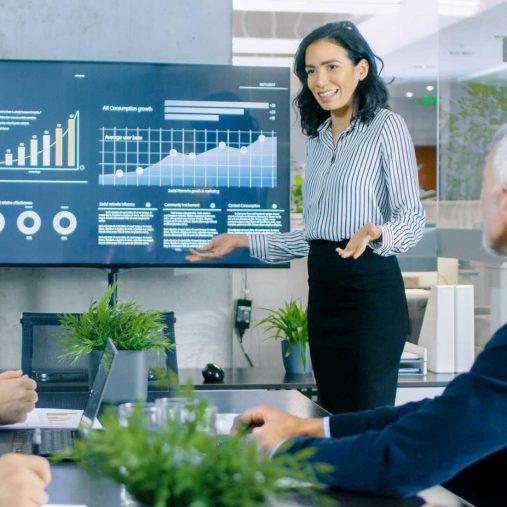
[305,39,368,117]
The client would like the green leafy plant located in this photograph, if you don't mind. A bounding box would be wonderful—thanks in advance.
[257,298,309,371]
[290,174,304,213]
[62,389,330,507]
[58,284,171,362]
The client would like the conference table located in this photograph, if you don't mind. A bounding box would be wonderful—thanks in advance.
[36,389,473,507]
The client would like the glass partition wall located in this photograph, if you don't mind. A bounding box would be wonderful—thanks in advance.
[438,1,507,353]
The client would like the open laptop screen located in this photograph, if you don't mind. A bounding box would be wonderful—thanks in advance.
[80,338,117,432]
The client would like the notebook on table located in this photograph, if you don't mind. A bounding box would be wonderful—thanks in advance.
[0,337,117,457]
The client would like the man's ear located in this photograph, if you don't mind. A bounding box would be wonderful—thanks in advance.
[500,185,507,219]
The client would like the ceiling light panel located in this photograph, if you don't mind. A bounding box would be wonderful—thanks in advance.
[233,37,300,55]
[438,0,481,17]
[233,0,405,15]
[232,55,294,67]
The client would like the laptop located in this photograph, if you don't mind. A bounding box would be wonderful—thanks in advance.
[0,337,117,457]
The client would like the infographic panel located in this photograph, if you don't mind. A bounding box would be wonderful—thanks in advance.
[0,61,290,266]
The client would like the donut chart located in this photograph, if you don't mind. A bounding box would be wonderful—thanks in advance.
[17,210,42,235]
[53,211,77,235]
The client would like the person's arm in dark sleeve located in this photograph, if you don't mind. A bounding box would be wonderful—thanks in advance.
[328,399,431,438]
[280,329,507,496]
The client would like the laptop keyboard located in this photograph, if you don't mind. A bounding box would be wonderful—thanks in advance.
[39,430,76,455]
[11,431,32,454]
[11,429,78,455]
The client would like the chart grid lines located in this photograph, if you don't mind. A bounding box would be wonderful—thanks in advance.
[98,127,277,188]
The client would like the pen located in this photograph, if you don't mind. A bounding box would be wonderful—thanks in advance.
[32,427,41,455]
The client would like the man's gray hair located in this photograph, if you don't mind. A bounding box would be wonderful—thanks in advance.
[492,123,507,188]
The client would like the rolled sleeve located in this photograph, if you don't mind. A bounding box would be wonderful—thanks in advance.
[249,229,309,263]
[249,234,270,260]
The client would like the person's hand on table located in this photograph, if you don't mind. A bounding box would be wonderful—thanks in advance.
[0,370,37,424]
[336,223,382,259]
[186,233,249,262]
[232,404,324,451]
[0,453,51,507]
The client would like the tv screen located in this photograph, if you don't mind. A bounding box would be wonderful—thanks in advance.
[0,60,290,267]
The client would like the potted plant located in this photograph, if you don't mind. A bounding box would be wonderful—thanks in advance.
[63,390,328,507]
[257,298,312,375]
[58,284,172,402]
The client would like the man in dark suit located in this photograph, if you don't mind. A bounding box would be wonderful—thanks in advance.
[236,124,507,506]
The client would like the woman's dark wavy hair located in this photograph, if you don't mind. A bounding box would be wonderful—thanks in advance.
[293,21,389,137]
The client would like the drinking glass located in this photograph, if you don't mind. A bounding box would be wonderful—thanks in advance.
[196,404,217,435]
[117,402,158,506]
[155,397,217,434]
[117,401,158,430]
[154,397,187,425]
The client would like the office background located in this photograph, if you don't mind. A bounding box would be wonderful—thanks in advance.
[0,0,506,373]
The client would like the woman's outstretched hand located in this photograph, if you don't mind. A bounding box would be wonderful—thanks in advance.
[336,223,382,259]
[186,233,249,262]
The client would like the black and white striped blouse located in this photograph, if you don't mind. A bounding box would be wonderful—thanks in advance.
[250,108,425,262]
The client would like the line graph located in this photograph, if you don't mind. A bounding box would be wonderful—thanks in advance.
[98,127,277,188]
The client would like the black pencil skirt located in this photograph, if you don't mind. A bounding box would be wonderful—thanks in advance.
[307,239,409,414]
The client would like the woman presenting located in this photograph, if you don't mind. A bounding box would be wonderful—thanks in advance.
[187,21,425,414]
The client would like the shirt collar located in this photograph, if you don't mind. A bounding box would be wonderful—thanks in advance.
[317,115,364,148]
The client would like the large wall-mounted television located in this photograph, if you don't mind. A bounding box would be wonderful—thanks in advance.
[0,60,290,267]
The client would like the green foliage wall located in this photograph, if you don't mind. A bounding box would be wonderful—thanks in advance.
[439,81,507,200]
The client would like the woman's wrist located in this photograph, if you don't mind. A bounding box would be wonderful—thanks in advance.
[234,234,250,248]
[366,224,382,241]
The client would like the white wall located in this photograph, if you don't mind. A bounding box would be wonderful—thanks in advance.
[0,0,231,64]
[232,258,308,370]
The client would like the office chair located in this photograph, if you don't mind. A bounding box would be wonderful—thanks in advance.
[20,312,88,383]
[20,311,178,385]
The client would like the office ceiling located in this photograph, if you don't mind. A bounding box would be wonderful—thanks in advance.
[233,0,507,97]
[233,11,368,39]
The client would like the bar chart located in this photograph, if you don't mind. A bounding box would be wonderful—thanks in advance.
[98,127,277,188]
[0,111,80,171]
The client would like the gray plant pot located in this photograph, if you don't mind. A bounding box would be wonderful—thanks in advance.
[281,341,312,374]
[89,349,148,403]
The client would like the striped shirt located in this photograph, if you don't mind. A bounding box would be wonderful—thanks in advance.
[250,108,425,262]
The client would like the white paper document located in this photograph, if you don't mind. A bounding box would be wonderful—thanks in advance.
[0,408,103,430]
[216,413,238,435]
[0,408,84,429]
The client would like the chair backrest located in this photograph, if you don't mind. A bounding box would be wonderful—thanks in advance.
[20,312,88,382]
[20,311,178,384]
